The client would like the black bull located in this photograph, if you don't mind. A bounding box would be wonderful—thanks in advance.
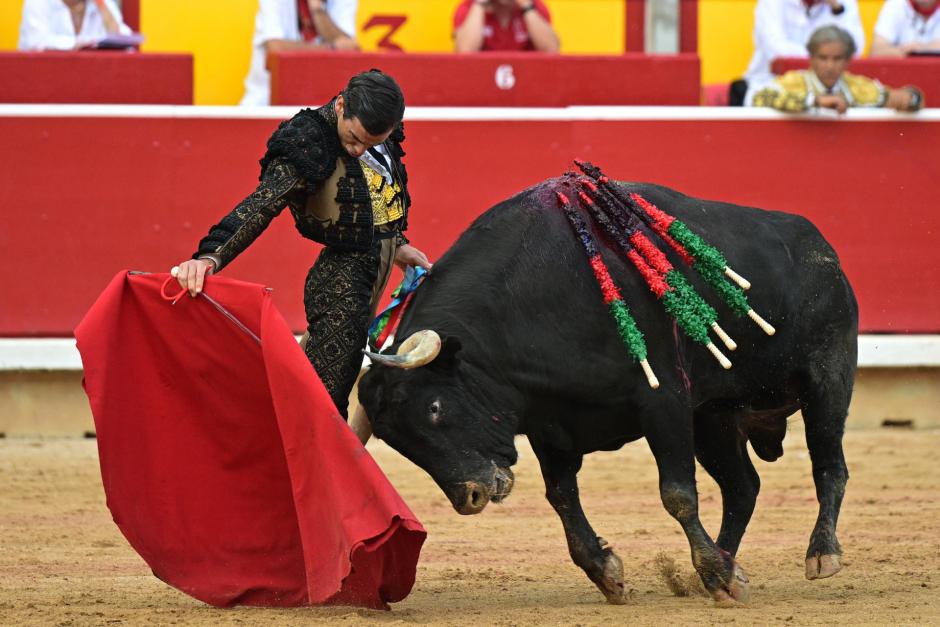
[359,180,857,605]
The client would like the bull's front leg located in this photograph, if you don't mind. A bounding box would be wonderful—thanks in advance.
[530,439,626,604]
[645,409,751,605]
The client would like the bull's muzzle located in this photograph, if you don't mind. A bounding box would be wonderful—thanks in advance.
[363,330,441,369]
[450,466,515,515]
[492,466,515,503]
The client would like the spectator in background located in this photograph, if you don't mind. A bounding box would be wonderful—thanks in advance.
[870,0,940,56]
[241,0,359,106]
[743,0,865,89]
[747,25,924,112]
[18,0,131,51]
[453,0,560,53]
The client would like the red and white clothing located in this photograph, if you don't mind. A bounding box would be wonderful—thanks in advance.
[744,0,865,86]
[874,0,940,49]
[241,0,358,106]
[452,0,552,52]
[18,0,131,51]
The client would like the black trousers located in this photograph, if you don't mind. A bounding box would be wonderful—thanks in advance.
[302,240,395,418]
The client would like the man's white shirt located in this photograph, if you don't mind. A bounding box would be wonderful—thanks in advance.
[241,0,357,106]
[18,0,131,51]
[361,143,394,185]
[874,0,940,48]
[744,0,865,86]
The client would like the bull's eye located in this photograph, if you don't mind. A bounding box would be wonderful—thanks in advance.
[428,400,442,424]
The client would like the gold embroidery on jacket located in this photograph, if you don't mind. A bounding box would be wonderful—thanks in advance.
[752,70,887,112]
[360,162,404,226]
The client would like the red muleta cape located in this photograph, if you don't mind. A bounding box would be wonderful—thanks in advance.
[75,271,425,609]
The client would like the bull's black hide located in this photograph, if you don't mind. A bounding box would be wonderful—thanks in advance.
[360,179,857,605]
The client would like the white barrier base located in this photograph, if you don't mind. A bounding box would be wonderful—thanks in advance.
[1,335,938,370]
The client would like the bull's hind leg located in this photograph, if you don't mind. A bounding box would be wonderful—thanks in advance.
[646,409,750,605]
[801,371,851,580]
[530,439,626,604]
[693,411,761,556]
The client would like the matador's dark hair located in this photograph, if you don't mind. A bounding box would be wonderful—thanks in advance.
[341,69,405,136]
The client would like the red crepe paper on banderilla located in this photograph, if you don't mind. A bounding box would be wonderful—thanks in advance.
[75,271,425,609]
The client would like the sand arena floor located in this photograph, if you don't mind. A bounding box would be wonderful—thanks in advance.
[2,421,939,626]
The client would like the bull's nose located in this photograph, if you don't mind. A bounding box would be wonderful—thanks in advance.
[453,481,490,515]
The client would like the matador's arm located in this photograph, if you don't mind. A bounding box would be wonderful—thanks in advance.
[194,159,302,272]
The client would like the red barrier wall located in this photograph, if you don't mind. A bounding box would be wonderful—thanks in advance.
[0,52,193,104]
[0,109,937,335]
[270,51,701,106]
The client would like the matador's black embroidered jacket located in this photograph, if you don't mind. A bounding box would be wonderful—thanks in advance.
[193,98,411,271]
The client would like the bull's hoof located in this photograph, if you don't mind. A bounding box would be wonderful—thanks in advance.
[710,562,750,607]
[596,551,627,605]
[805,553,842,580]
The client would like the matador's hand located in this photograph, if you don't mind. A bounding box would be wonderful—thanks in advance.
[171,258,215,297]
[394,244,432,271]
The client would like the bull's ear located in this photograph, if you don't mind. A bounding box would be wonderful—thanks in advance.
[433,336,462,371]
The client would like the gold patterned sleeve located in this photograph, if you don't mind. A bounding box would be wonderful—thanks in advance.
[842,73,887,108]
[751,86,811,113]
[194,159,302,272]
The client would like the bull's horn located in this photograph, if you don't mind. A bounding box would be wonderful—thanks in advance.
[363,330,441,369]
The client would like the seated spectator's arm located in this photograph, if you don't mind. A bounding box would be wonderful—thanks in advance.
[74,0,132,48]
[95,0,126,35]
[885,86,924,112]
[266,39,328,56]
[520,1,559,53]
[308,0,358,50]
[870,0,918,57]
[869,33,908,58]
[454,1,487,53]
[901,38,940,54]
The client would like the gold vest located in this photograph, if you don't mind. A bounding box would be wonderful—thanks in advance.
[361,161,405,226]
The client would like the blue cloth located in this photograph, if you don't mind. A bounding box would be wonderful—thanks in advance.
[368,266,427,349]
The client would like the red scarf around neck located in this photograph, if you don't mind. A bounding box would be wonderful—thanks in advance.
[297,0,318,42]
[909,0,940,19]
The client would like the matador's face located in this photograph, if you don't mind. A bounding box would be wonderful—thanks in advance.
[334,96,393,159]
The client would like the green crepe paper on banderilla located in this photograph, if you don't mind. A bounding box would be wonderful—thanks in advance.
[668,220,728,275]
[697,263,751,316]
[608,300,647,362]
[660,289,711,345]
[668,221,750,316]
[666,270,719,328]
